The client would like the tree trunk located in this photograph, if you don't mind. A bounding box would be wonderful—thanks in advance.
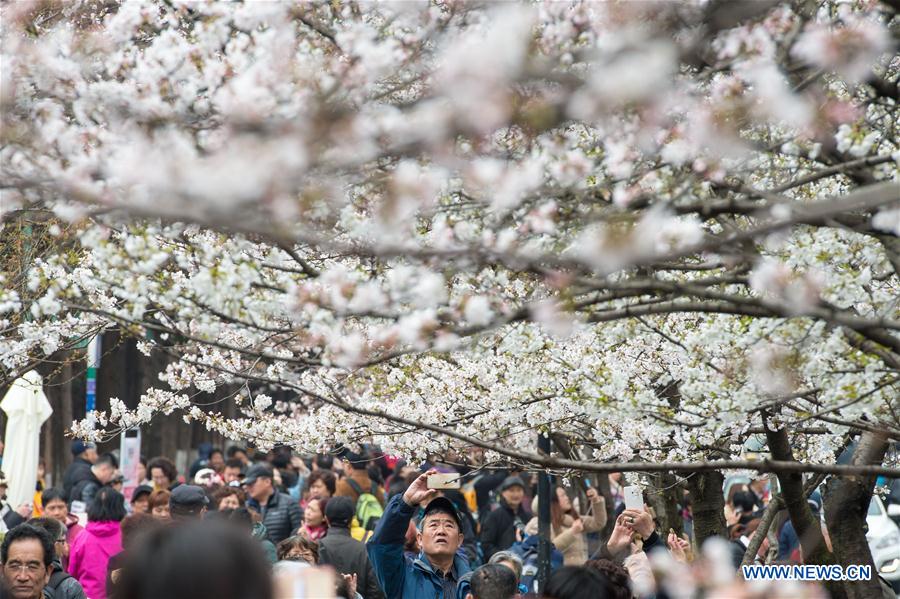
[648,472,684,537]
[824,432,889,599]
[686,469,726,546]
[764,424,845,599]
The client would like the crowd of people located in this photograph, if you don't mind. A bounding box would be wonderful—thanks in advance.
[0,441,891,599]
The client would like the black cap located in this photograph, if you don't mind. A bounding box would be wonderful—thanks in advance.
[420,496,462,530]
[131,485,153,502]
[324,496,354,526]
[499,476,525,492]
[241,463,274,486]
[169,485,210,509]
[71,440,96,456]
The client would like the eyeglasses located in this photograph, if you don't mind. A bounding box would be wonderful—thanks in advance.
[4,561,44,574]
[283,553,314,564]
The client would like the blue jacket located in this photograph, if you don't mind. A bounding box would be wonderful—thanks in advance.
[368,495,472,599]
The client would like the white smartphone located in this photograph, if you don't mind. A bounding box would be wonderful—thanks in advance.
[427,473,461,490]
[623,485,643,511]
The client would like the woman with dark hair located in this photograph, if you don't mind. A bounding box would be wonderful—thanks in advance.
[210,486,246,511]
[299,496,328,541]
[147,457,179,491]
[276,534,319,565]
[543,565,614,599]
[113,520,272,599]
[304,470,336,501]
[68,487,126,599]
[525,486,606,566]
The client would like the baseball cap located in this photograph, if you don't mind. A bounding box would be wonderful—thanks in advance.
[131,485,153,503]
[420,496,463,530]
[71,440,96,456]
[169,485,210,509]
[241,463,274,486]
[499,476,526,492]
[324,496,354,526]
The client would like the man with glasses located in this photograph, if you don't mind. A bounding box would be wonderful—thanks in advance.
[22,519,86,599]
[0,523,54,599]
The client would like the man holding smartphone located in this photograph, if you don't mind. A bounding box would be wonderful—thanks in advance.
[367,469,471,599]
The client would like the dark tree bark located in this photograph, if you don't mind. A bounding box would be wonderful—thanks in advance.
[764,423,845,599]
[824,432,889,599]
[686,469,726,546]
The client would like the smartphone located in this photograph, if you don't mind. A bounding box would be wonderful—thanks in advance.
[427,473,461,489]
[623,485,643,511]
[583,479,592,489]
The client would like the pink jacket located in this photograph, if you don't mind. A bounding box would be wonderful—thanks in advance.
[68,520,122,599]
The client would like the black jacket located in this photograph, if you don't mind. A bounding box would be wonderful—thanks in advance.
[62,458,93,503]
[248,491,302,545]
[479,499,529,562]
[319,527,384,599]
[69,473,102,507]
[44,559,87,599]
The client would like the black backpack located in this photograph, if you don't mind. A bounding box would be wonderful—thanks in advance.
[43,569,73,598]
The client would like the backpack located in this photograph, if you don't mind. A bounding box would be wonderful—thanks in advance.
[43,568,73,598]
[346,478,384,532]
[510,535,564,595]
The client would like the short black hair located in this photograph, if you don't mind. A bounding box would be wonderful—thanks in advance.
[41,487,66,506]
[1,524,55,567]
[224,458,244,471]
[209,448,224,459]
[226,446,247,459]
[543,566,612,599]
[27,517,65,542]
[87,487,127,523]
[147,456,178,482]
[96,453,119,468]
[470,564,517,599]
[305,470,337,496]
[315,454,334,470]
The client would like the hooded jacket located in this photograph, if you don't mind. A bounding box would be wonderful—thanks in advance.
[251,522,277,564]
[68,520,122,599]
[368,494,471,599]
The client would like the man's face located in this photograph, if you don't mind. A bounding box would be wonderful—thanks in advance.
[2,538,50,599]
[132,496,150,514]
[83,448,98,464]
[417,512,463,560]
[223,466,242,484]
[43,499,68,524]
[150,467,171,489]
[501,486,524,509]
[95,463,116,484]
[246,477,273,502]
[209,452,225,472]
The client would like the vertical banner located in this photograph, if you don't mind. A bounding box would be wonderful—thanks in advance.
[120,428,141,501]
[85,335,101,427]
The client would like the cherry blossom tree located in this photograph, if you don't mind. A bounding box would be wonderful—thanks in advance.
[2,0,899,590]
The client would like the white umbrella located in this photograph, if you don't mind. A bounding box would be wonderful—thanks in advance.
[1,370,53,508]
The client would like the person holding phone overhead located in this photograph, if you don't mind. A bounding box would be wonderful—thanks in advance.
[367,469,471,599]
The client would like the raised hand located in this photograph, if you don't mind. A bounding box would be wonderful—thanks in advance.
[402,469,439,507]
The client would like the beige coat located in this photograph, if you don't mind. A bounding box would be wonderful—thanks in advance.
[524,494,607,566]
